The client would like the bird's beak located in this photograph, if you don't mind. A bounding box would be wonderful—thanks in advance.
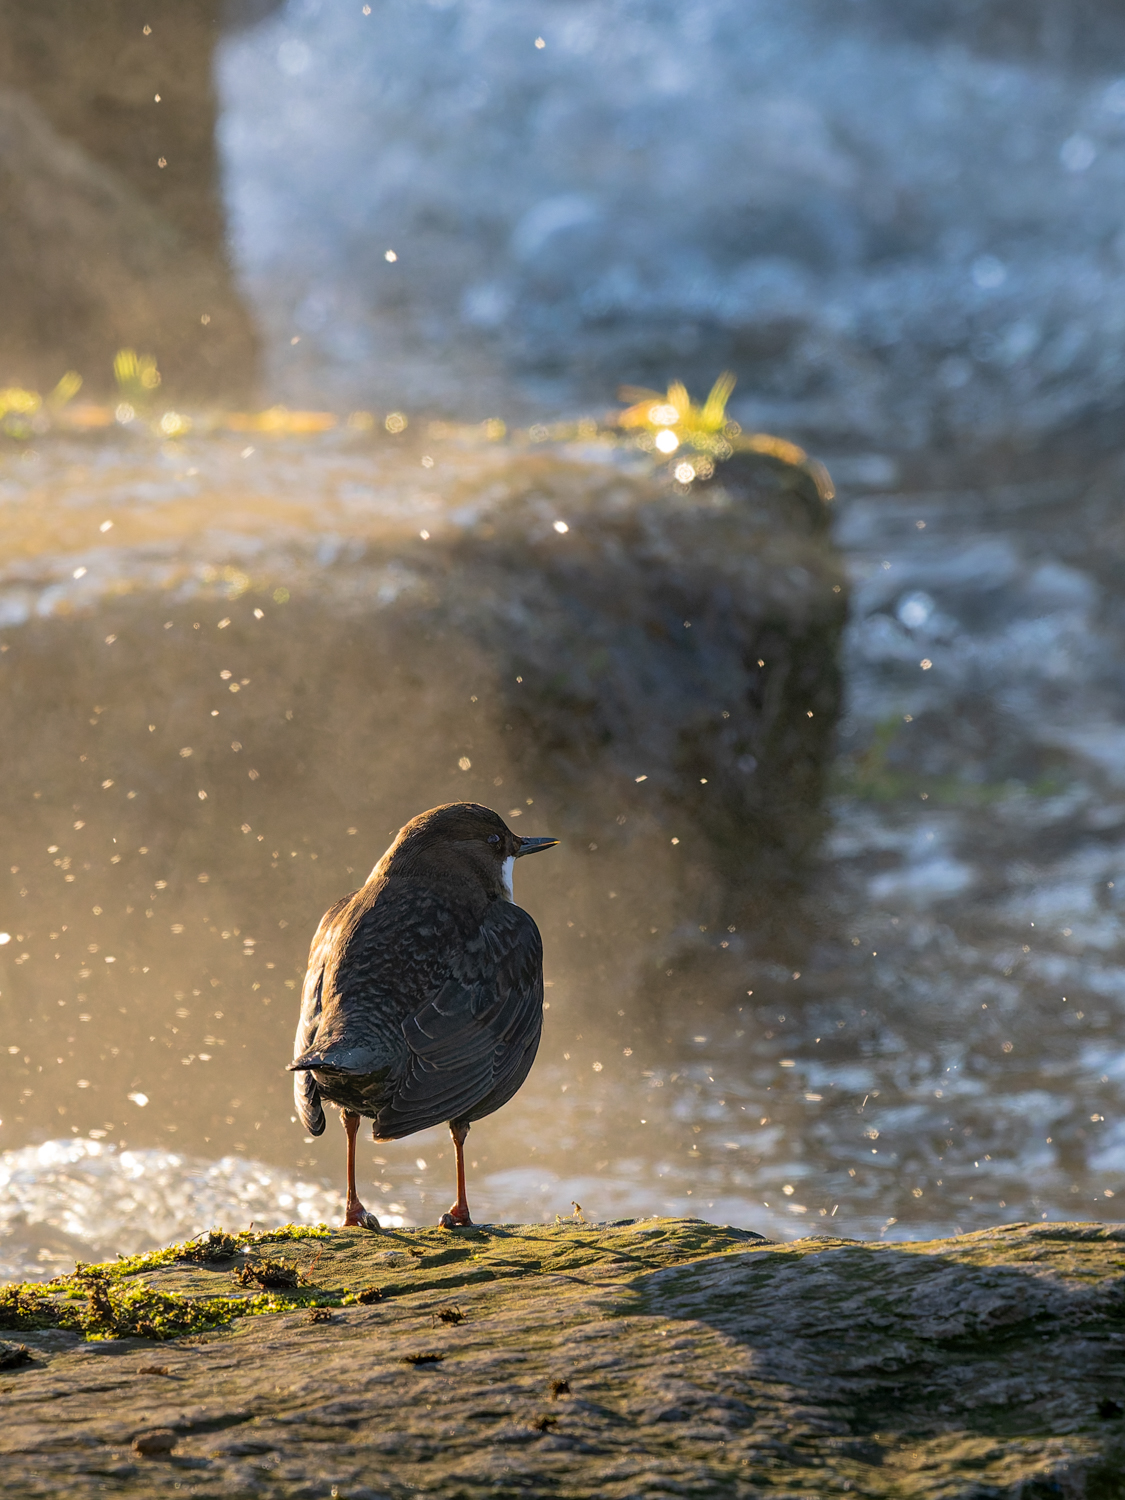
[516,836,558,857]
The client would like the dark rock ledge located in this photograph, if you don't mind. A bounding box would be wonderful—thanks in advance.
[4,1217,1125,1497]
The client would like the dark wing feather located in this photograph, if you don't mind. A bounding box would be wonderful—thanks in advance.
[291,897,350,1135]
[373,898,543,1139]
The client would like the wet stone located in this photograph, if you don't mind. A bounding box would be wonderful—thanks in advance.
[4,1216,1125,1496]
[130,1428,177,1459]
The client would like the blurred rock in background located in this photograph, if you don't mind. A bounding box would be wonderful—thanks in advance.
[0,1,259,399]
[218,0,1125,454]
[432,447,844,935]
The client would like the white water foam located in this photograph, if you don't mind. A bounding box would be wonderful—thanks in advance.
[0,1138,409,1282]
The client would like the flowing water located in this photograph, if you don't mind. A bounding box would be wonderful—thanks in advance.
[219,0,1125,447]
[1,428,1123,1282]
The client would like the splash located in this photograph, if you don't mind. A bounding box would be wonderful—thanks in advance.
[0,1138,412,1283]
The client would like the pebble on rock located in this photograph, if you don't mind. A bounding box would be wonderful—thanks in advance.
[131,1429,178,1458]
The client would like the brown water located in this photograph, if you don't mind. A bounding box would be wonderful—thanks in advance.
[2,429,1124,1279]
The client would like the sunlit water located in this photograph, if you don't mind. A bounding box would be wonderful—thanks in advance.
[2,431,1124,1281]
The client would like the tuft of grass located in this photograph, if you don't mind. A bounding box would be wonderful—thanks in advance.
[0,384,42,440]
[113,348,162,403]
[615,372,835,499]
[48,370,82,410]
[617,372,739,448]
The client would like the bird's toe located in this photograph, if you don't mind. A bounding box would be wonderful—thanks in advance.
[344,1209,381,1231]
[438,1211,474,1230]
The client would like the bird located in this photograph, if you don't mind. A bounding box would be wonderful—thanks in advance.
[288,802,557,1229]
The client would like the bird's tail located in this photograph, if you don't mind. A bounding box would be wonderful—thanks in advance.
[287,1044,381,1074]
[293,1068,325,1136]
[289,1043,385,1135]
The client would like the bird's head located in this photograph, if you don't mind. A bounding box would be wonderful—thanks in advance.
[375,802,557,902]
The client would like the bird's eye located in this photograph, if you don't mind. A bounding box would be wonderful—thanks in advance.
[488,834,500,844]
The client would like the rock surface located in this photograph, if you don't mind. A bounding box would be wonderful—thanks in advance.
[0,2,258,397]
[5,1216,1125,1497]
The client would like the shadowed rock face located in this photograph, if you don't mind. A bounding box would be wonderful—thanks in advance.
[435,449,844,932]
[4,1217,1125,1496]
[0,2,228,256]
[0,2,258,398]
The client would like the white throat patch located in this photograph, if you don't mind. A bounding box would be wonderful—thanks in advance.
[501,854,515,902]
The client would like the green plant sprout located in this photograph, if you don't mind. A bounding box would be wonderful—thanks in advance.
[616,372,834,499]
[48,370,82,410]
[0,385,42,440]
[617,371,740,461]
[113,347,162,404]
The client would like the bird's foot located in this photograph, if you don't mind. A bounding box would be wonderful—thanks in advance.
[344,1203,381,1231]
[438,1209,474,1229]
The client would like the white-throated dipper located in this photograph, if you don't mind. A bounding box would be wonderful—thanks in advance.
[288,803,557,1229]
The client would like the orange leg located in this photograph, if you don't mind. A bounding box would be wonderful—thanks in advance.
[342,1110,380,1230]
[439,1119,473,1228]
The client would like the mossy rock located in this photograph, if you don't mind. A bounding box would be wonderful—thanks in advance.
[4,1217,1125,1496]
